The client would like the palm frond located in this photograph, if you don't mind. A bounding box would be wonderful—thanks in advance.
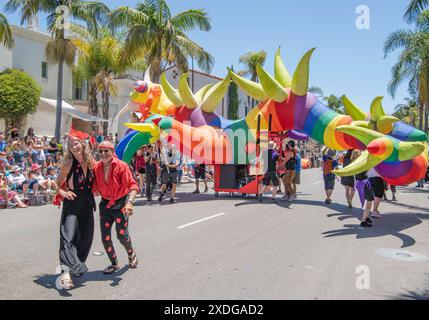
[0,12,14,49]
[171,9,211,32]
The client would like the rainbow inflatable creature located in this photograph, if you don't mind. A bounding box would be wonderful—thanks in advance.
[116,48,428,185]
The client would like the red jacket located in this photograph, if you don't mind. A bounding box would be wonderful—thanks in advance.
[93,156,138,208]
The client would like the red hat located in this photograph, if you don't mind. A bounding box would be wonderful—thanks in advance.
[69,126,89,141]
[30,163,42,171]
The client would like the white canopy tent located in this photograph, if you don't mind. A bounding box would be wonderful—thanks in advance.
[40,98,109,123]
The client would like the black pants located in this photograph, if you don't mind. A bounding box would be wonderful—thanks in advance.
[59,196,94,275]
[99,198,133,265]
[145,169,157,199]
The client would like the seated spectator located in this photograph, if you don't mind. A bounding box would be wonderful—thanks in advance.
[8,167,29,194]
[45,166,58,181]
[28,163,57,193]
[0,172,28,208]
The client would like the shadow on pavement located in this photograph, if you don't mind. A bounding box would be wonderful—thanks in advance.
[33,266,130,297]
[388,273,429,300]
[322,207,429,248]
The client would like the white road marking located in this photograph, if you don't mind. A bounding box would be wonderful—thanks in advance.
[177,213,226,229]
[314,180,322,185]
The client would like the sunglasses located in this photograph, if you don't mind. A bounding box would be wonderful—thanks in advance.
[98,149,111,154]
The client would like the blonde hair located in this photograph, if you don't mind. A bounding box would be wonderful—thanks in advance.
[64,138,94,169]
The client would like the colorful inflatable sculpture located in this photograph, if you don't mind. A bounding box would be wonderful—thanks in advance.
[116,48,428,185]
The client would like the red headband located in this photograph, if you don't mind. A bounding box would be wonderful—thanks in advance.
[98,144,115,151]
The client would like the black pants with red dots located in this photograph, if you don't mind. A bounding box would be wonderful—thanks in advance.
[99,197,134,266]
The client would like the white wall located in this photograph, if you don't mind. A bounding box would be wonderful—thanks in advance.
[0,46,13,71]
[11,26,73,100]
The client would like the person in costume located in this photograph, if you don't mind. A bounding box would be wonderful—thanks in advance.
[93,141,139,274]
[351,150,374,228]
[55,129,95,290]
[341,150,355,209]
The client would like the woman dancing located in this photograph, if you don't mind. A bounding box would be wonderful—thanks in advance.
[55,131,95,290]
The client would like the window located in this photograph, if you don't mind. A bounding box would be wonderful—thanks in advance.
[42,61,48,79]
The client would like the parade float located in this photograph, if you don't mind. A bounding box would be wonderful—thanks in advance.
[116,48,428,196]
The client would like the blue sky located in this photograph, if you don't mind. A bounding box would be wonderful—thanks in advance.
[1,0,416,113]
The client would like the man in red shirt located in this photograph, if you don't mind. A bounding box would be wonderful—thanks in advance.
[93,141,139,274]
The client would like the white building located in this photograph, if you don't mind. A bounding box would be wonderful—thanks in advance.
[0,22,103,137]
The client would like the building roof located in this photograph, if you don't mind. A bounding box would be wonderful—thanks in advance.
[164,66,224,81]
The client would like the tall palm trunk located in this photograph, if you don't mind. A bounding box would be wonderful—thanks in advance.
[55,55,64,141]
[88,81,98,116]
[102,86,110,134]
[419,100,424,130]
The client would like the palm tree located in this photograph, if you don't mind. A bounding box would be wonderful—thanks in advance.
[323,94,344,114]
[405,0,429,22]
[393,98,420,127]
[72,25,146,133]
[384,11,429,132]
[0,13,14,49]
[309,86,324,98]
[108,0,214,83]
[5,0,109,141]
[238,50,267,110]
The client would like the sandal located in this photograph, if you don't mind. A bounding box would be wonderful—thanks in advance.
[128,251,139,269]
[60,273,74,290]
[103,264,120,274]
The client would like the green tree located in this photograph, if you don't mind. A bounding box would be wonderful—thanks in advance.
[323,94,344,114]
[405,0,429,22]
[0,13,14,49]
[0,69,41,131]
[5,0,109,141]
[309,86,324,98]
[393,98,420,127]
[108,0,214,83]
[384,11,429,132]
[238,50,267,110]
[228,66,239,120]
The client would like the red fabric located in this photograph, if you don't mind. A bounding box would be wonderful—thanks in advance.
[93,156,138,208]
[135,155,145,171]
[69,127,89,141]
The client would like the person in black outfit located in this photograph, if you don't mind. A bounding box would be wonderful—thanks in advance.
[351,150,374,228]
[341,149,355,208]
[258,141,280,202]
[144,144,158,201]
[55,134,95,290]
[193,162,208,193]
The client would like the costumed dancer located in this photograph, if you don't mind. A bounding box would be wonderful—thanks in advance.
[55,129,95,290]
[351,150,374,228]
[93,141,139,274]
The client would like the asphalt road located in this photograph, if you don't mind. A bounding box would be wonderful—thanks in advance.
[1,168,428,300]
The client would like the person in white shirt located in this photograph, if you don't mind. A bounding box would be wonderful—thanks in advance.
[8,168,29,194]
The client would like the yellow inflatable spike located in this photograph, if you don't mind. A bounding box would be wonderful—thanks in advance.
[229,68,269,101]
[201,72,232,113]
[377,116,399,134]
[194,83,215,105]
[342,96,367,121]
[274,47,292,88]
[370,96,385,121]
[160,73,183,106]
[333,151,384,177]
[123,123,160,139]
[256,65,288,102]
[291,48,316,96]
[398,141,426,161]
[179,73,198,109]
